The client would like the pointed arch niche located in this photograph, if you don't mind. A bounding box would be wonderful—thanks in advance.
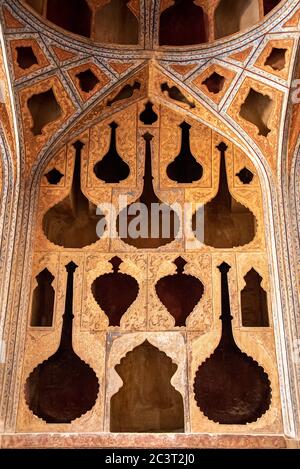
[15,66,285,441]
[106,333,187,433]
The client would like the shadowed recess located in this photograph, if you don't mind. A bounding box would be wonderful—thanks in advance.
[116,132,180,249]
[192,142,256,248]
[161,82,195,108]
[27,88,62,136]
[139,101,158,125]
[167,122,203,183]
[44,168,64,185]
[159,0,207,46]
[16,46,38,69]
[91,256,139,327]
[76,69,100,93]
[214,0,260,40]
[46,0,91,38]
[42,141,106,248]
[202,72,226,94]
[107,81,141,107]
[193,262,272,424]
[239,88,273,137]
[110,340,184,432]
[30,268,55,327]
[26,0,45,15]
[155,257,204,327]
[263,0,281,15]
[94,0,138,45]
[25,262,99,423]
[94,122,130,183]
[241,268,269,327]
[264,48,287,71]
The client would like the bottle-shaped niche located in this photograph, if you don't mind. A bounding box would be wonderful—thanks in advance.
[94,122,130,183]
[155,257,204,326]
[194,262,271,424]
[167,122,203,183]
[42,141,106,248]
[117,132,180,249]
[192,142,256,248]
[25,262,99,423]
[91,256,139,326]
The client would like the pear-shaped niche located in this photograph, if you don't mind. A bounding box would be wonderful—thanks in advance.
[25,262,99,423]
[110,340,184,432]
[94,122,130,183]
[155,257,204,326]
[167,122,203,183]
[42,141,106,248]
[194,262,271,424]
[192,142,256,248]
[91,256,139,326]
[116,133,180,249]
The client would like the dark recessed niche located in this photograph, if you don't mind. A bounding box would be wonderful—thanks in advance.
[42,141,106,248]
[16,46,38,70]
[116,133,180,249]
[241,268,269,327]
[94,0,138,45]
[107,81,141,107]
[44,168,64,185]
[194,262,272,424]
[30,268,55,327]
[76,69,100,93]
[192,142,256,248]
[214,0,260,40]
[110,340,184,432]
[155,257,204,327]
[202,72,226,94]
[264,47,287,71]
[91,256,139,327]
[236,167,254,184]
[46,0,91,38]
[27,89,62,136]
[161,83,195,109]
[159,0,207,46]
[239,88,273,137]
[167,122,203,183]
[26,0,45,15]
[139,101,158,125]
[94,122,130,183]
[263,0,281,15]
[25,262,99,423]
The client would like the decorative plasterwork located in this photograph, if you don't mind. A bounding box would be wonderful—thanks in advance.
[227,76,284,174]
[191,63,237,105]
[254,38,295,81]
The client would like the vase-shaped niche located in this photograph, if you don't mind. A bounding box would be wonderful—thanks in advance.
[159,0,207,46]
[30,268,55,327]
[110,340,184,432]
[192,142,256,248]
[194,262,271,424]
[94,0,138,45]
[43,141,106,248]
[241,268,269,327]
[94,122,130,183]
[25,262,99,423]
[155,257,204,326]
[167,122,203,183]
[91,256,139,326]
[117,133,180,249]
